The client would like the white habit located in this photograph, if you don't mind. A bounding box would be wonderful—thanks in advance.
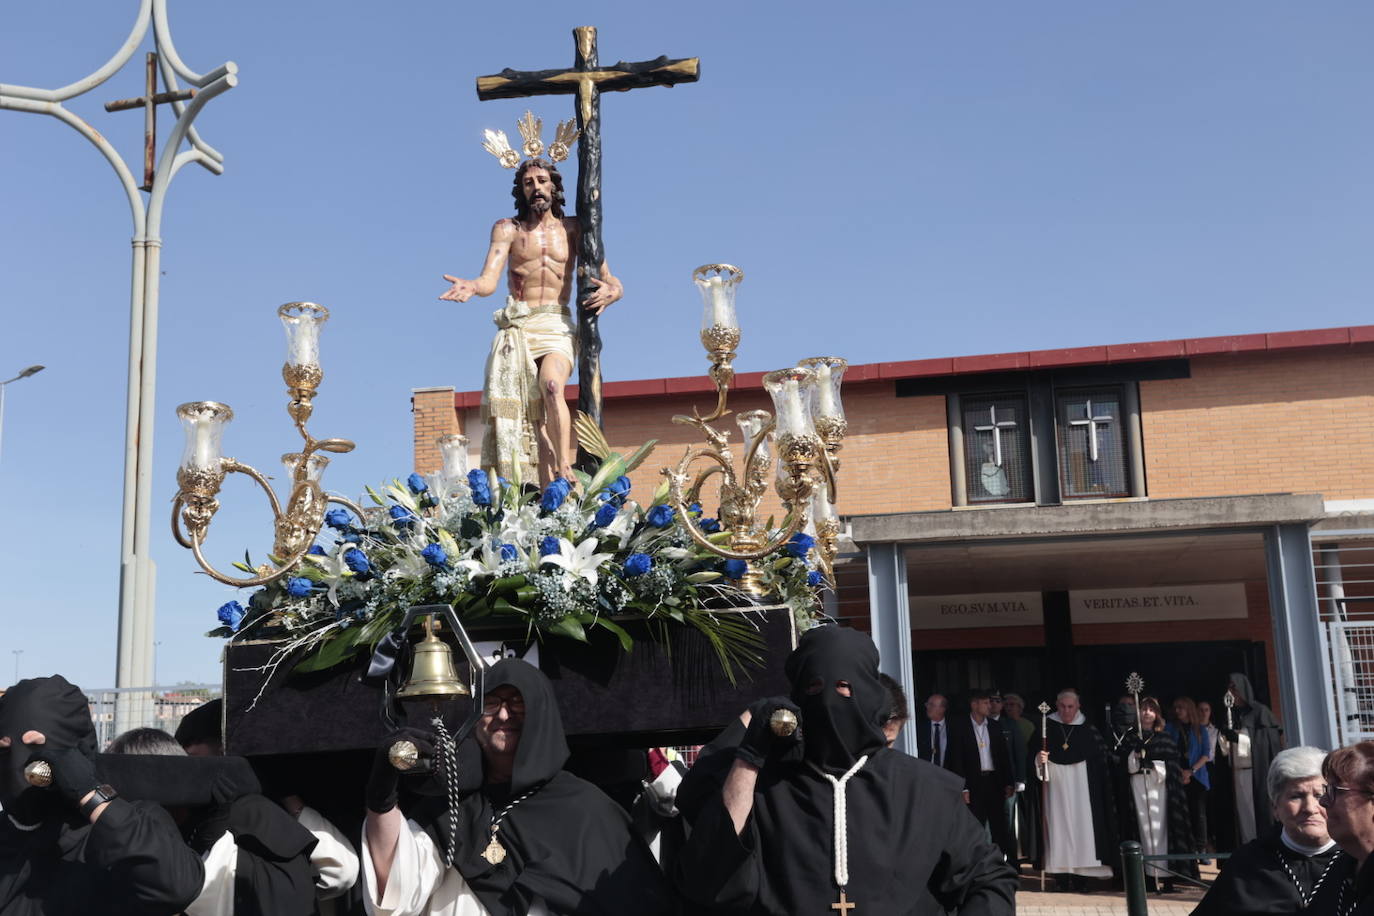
[1128,755,1168,878]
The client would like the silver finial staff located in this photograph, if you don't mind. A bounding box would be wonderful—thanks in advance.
[1037,700,1051,891]
[1126,672,1145,739]
[1223,688,1235,731]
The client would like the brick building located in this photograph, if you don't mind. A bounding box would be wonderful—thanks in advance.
[412,325,1374,751]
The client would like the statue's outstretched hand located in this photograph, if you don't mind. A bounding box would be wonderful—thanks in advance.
[581,274,622,315]
[439,275,477,302]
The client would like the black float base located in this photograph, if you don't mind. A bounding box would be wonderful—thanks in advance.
[223,606,796,757]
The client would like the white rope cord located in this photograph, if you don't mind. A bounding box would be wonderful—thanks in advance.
[822,755,869,890]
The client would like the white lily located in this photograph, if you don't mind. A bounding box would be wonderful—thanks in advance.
[602,501,638,542]
[540,537,614,588]
[304,550,352,608]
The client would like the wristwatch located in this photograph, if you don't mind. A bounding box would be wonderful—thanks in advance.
[79,784,118,818]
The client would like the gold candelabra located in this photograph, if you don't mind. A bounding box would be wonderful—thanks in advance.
[661,265,848,594]
[171,302,362,586]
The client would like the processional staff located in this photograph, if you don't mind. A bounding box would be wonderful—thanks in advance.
[1126,671,1145,739]
[1037,700,1050,892]
[1125,672,1157,867]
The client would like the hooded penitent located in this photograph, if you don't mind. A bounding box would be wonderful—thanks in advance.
[0,675,98,827]
[784,624,889,773]
[414,658,670,916]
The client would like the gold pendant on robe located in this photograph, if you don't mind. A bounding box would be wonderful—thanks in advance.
[482,835,507,865]
[1062,742,1069,750]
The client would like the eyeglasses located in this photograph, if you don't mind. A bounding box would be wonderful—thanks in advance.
[1320,785,1374,804]
[481,695,525,715]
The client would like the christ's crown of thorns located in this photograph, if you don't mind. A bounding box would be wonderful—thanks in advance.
[482,110,579,169]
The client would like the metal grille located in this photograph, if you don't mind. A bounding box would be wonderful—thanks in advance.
[1313,539,1374,745]
[961,394,1033,504]
[84,685,220,750]
[1056,387,1129,499]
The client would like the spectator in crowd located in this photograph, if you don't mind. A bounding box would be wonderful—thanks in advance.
[1032,688,1117,890]
[1167,696,1212,859]
[1108,697,1195,892]
[877,673,910,748]
[1321,741,1374,914]
[1195,746,1354,913]
[944,689,1015,862]
[1197,699,1224,852]
[915,693,949,766]
[1002,692,1037,864]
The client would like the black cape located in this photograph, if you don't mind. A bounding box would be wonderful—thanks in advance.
[1192,825,1355,915]
[675,626,1017,915]
[1028,709,1117,873]
[413,658,671,916]
[0,676,204,915]
[1221,673,1283,837]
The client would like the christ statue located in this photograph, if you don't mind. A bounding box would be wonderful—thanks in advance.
[440,136,621,486]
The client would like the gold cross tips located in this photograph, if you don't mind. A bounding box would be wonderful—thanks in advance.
[482,110,579,169]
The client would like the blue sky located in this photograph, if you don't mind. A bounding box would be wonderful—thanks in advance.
[2,2,1372,689]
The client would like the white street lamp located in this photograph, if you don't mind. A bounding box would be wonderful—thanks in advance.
[0,364,45,468]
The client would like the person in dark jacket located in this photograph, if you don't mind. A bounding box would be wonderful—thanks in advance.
[944,688,1015,862]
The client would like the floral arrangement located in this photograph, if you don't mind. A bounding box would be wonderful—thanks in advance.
[208,439,823,683]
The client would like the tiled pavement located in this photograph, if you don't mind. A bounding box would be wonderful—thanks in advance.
[1014,871,1205,915]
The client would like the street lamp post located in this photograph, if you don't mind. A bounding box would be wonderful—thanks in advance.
[0,365,45,467]
[1,2,237,732]
[11,649,22,685]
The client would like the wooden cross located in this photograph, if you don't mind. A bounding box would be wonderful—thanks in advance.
[831,889,856,914]
[104,53,195,191]
[475,27,699,456]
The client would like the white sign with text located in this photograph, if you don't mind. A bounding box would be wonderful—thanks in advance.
[910,592,1045,629]
[1069,583,1248,624]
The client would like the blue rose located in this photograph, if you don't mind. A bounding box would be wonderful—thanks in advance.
[407,472,429,495]
[389,504,417,530]
[342,531,362,544]
[498,476,510,489]
[468,469,492,506]
[593,502,618,528]
[699,516,721,534]
[722,559,748,580]
[807,569,824,587]
[786,532,816,559]
[539,536,561,557]
[499,542,518,561]
[646,504,675,528]
[325,508,353,529]
[688,502,702,515]
[611,475,632,496]
[217,600,246,631]
[421,543,448,567]
[344,548,371,575]
[541,478,571,512]
[308,544,327,556]
[624,553,652,577]
[286,576,314,598]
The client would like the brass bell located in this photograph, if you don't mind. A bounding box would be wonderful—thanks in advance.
[396,614,471,700]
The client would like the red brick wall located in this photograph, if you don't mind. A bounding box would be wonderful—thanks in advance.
[412,387,463,475]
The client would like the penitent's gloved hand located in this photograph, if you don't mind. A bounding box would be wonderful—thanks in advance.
[735,696,801,769]
[35,744,101,809]
[366,727,435,814]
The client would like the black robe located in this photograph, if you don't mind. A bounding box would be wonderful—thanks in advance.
[1107,717,1198,881]
[412,659,671,916]
[674,626,1017,915]
[0,676,205,915]
[1027,710,1117,874]
[1192,825,1356,915]
[1220,673,1284,839]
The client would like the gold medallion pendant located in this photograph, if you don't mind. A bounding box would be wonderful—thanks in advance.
[482,835,507,865]
[1062,742,1069,750]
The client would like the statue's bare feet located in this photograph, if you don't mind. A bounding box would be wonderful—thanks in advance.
[558,464,576,485]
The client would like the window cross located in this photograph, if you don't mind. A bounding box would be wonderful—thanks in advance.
[973,406,1017,467]
[1069,400,1113,462]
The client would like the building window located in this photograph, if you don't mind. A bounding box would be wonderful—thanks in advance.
[1057,388,1129,499]
[961,394,1034,504]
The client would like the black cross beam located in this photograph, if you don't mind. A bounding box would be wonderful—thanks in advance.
[476,27,699,448]
[104,52,195,191]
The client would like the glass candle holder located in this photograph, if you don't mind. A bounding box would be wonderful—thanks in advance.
[278,302,330,369]
[692,264,743,333]
[177,401,234,472]
[762,367,817,439]
[811,476,837,524]
[436,434,470,482]
[799,356,848,422]
[736,409,772,462]
[281,452,329,483]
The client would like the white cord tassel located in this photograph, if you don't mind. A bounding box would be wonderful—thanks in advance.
[823,755,869,890]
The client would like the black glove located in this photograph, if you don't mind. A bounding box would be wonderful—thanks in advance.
[367,727,435,814]
[187,804,234,855]
[1218,727,1239,744]
[36,744,101,809]
[735,696,801,769]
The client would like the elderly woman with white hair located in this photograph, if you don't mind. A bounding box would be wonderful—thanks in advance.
[1193,746,1355,914]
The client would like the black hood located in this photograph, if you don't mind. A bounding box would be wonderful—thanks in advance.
[785,626,888,773]
[1228,672,1257,706]
[0,675,98,824]
[483,659,569,794]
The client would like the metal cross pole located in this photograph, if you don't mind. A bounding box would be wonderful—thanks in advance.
[0,0,236,733]
[104,52,195,191]
[475,27,699,462]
